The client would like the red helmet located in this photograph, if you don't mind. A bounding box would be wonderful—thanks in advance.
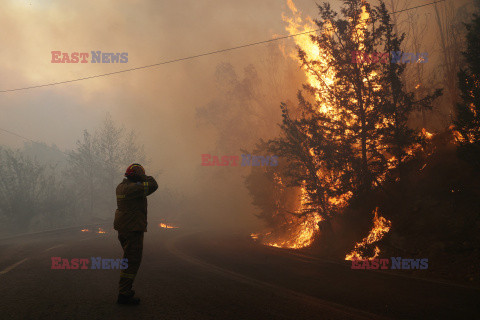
[125,163,145,180]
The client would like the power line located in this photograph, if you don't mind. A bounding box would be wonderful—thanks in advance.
[0,126,75,159]
[389,0,444,15]
[0,127,75,161]
[0,29,316,94]
[0,126,123,167]
[0,127,36,144]
[0,0,445,94]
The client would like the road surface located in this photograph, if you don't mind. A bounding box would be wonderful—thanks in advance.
[0,225,478,319]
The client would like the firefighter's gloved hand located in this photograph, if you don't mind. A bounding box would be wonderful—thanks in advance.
[136,174,147,185]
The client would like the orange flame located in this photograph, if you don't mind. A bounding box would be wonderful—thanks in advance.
[250,233,260,240]
[422,128,434,140]
[81,228,90,232]
[159,223,178,229]
[283,0,336,114]
[96,228,106,234]
[250,1,369,250]
[251,183,323,249]
[345,207,391,260]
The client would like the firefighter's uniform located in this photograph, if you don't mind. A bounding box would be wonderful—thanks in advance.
[114,175,158,296]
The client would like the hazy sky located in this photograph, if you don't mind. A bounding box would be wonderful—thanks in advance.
[0,0,316,166]
[0,0,474,231]
[0,0,321,230]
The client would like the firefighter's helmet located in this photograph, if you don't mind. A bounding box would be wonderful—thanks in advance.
[125,163,145,180]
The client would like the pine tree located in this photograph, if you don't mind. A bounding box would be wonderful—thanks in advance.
[270,0,440,220]
[455,14,480,168]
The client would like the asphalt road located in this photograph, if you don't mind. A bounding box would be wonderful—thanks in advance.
[0,225,478,320]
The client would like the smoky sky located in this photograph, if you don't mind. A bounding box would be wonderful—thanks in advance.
[0,0,475,231]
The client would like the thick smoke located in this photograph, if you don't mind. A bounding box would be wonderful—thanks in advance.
[0,0,475,233]
[0,0,316,233]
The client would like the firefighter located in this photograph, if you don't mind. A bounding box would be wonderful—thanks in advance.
[114,163,158,305]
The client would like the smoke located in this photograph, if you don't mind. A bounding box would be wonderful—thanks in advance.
[0,0,317,232]
[1,0,474,233]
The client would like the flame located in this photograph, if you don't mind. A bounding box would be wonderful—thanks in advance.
[452,126,478,144]
[453,132,465,143]
[282,0,336,113]
[265,184,322,249]
[250,233,260,240]
[159,223,178,229]
[250,1,370,250]
[263,214,322,249]
[422,128,434,140]
[81,229,90,232]
[345,207,391,260]
[251,184,323,249]
[96,228,106,234]
[282,0,375,136]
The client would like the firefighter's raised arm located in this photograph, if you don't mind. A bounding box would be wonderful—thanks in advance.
[118,164,159,200]
[142,175,158,196]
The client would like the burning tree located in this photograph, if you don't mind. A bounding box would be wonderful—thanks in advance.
[455,14,480,168]
[271,0,440,219]
[246,140,322,249]
[250,0,441,250]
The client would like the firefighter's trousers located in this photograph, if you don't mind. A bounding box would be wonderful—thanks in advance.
[117,231,144,295]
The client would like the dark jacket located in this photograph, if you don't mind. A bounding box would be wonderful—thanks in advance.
[114,176,158,232]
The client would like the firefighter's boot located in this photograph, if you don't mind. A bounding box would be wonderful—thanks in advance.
[117,291,140,305]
